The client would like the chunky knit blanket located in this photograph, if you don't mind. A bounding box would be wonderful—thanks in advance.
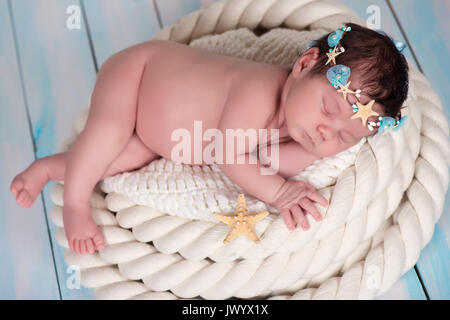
[50,0,449,300]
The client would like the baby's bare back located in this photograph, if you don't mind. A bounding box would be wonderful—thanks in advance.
[135,40,279,164]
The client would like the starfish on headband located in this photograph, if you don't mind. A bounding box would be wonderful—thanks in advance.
[318,25,407,135]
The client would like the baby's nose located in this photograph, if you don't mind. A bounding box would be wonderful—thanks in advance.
[317,125,336,142]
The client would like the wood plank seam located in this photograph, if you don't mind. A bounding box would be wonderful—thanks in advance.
[385,0,424,73]
[151,0,164,30]
[80,0,99,72]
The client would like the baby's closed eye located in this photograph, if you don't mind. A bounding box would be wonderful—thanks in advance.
[321,99,335,116]
[322,97,362,144]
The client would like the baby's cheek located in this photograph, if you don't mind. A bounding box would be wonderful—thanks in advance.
[293,122,307,138]
[321,141,345,157]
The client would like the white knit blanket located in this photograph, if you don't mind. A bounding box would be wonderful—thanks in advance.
[99,27,367,223]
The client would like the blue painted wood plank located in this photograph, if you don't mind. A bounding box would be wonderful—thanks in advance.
[155,0,210,28]
[0,0,60,299]
[10,0,99,299]
[82,0,160,67]
[389,0,450,299]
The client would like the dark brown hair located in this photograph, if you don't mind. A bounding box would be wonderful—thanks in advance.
[297,22,409,127]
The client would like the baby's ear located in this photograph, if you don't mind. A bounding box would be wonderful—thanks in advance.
[305,46,320,58]
[291,58,303,78]
[292,49,320,78]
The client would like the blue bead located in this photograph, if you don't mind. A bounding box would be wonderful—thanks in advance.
[394,41,407,52]
[393,116,408,131]
[376,29,387,37]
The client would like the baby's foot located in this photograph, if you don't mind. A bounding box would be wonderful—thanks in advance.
[10,159,50,208]
[63,202,105,254]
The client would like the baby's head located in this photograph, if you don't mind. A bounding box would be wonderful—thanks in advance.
[281,22,409,157]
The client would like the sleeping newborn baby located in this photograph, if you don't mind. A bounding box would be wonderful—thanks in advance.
[10,23,409,254]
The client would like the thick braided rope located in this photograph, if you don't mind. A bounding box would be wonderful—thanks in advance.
[50,0,449,299]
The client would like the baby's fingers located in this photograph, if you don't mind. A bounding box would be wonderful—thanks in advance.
[290,204,309,230]
[304,184,329,207]
[298,198,322,222]
[280,208,296,231]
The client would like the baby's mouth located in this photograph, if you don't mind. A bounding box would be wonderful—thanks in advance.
[303,131,314,146]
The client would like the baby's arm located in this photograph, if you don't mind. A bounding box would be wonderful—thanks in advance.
[269,140,319,179]
[217,151,327,230]
[217,92,328,230]
[217,152,285,206]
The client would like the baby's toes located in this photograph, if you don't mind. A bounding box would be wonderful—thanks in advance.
[23,194,35,208]
[79,240,88,254]
[93,233,105,250]
[16,189,32,208]
[86,239,95,254]
[10,176,24,195]
[74,239,81,254]
[70,239,76,253]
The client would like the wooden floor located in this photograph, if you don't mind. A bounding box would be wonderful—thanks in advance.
[0,0,448,300]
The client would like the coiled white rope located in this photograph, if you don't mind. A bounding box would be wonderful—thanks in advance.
[50,0,449,300]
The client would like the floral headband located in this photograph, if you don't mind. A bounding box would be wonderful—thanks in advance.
[307,25,408,135]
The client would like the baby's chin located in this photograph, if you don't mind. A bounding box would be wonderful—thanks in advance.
[295,130,315,149]
[292,133,319,155]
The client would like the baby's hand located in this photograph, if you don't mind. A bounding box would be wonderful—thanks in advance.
[271,180,329,231]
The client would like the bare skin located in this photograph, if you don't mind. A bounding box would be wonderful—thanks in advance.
[11,40,384,254]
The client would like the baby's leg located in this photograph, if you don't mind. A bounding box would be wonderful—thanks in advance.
[10,133,160,253]
[10,134,159,207]
[61,45,151,254]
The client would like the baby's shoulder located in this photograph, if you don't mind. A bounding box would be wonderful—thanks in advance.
[227,65,279,110]
[222,76,276,130]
